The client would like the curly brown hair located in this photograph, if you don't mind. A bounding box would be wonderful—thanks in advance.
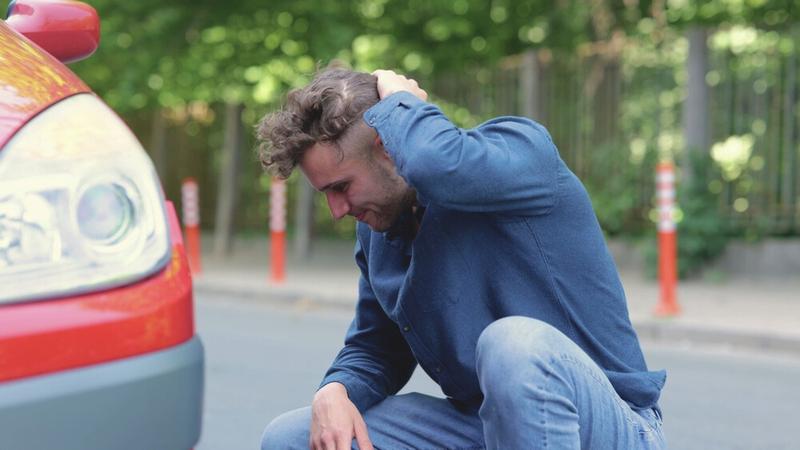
[256,67,379,179]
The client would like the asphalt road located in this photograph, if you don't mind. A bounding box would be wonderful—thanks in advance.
[194,291,799,450]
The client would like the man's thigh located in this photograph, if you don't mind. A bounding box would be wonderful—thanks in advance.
[476,316,665,449]
[261,392,484,450]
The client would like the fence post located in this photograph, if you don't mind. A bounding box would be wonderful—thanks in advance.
[293,177,315,260]
[181,178,202,275]
[270,177,286,283]
[213,102,243,257]
[654,162,680,316]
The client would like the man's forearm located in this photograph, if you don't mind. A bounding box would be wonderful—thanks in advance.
[364,91,561,214]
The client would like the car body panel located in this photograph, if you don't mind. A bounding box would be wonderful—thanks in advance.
[1,4,203,448]
[0,20,89,149]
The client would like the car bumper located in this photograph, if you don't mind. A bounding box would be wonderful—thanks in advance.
[0,336,204,450]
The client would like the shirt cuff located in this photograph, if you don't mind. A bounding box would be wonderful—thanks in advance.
[319,372,386,413]
[363,91,425,129]
[363,91,426,176]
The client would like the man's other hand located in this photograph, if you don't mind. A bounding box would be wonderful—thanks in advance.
[372,70,428,101]
[310,382,374,450]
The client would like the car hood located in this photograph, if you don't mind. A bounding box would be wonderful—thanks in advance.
[0,20,90,149]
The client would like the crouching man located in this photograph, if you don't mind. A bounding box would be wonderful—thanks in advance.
[256,66,666,450]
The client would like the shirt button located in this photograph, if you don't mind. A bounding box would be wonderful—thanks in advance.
[402,325,410,332]
[435,367,442,373]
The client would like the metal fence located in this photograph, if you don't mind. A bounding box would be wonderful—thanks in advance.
[431,29,800,236]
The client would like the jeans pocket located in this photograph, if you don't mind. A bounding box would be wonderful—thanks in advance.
[638,408,667,450]
[633,407,663,434]
[646,407,663,429]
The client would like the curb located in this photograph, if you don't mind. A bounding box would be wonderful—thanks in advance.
[632,319,800,358]
[194,281,800,358]
[193,279,356,309]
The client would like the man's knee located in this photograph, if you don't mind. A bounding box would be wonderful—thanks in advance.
[260,407,311,450]
[476,316,575,383]
[478,316,565,358]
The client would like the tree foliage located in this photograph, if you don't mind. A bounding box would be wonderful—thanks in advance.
[4,0,797,258]
[2,0,795,112]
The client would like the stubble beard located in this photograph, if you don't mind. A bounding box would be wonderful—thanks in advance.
[367,161,416,232]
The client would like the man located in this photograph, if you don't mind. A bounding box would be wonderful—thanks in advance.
[257,66,666,450]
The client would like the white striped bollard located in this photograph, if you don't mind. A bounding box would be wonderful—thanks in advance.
[181,178,202,275]
[270,177,286,283]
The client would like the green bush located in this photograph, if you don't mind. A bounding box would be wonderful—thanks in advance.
[584,142,656,237]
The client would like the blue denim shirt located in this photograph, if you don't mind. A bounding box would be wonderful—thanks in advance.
[320,92,666,413]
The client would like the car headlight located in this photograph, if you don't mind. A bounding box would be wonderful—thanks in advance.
[0,94,171,303]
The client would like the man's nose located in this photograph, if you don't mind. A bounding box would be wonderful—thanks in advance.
[325,192,350,220]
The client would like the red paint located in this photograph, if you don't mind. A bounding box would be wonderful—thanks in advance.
[270,230,286,282]
[6,0,100,64]
[0,203,195,382]
[186,227,203,276]
[0,21,89,148]
[655,231,680,316]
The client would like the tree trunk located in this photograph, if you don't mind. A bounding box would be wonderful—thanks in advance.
[149,109,167,182]
[213,102,244,257]
[682,27,711,182]
[781,30,797,231]
[520,50,540,121]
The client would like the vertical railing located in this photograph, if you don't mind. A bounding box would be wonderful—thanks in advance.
[432,31,799,235]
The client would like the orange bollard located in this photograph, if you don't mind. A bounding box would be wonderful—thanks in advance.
[269,177,286,283]
[181,178,202,275]
[654,162,680,316]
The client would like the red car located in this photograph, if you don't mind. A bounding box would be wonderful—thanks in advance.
[0,1,204,449]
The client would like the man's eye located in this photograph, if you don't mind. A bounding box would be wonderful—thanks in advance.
[335,183,348,193]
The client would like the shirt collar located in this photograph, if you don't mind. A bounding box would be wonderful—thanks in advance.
[384,195,427,242]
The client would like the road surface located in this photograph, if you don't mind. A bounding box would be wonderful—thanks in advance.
[195,292,798,450]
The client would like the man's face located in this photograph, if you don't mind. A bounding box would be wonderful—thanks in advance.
[300,132,414,232]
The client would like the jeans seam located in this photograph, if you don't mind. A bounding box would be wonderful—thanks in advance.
[553,354,656,438]
[415,446,484,450]
[543,365,551,448]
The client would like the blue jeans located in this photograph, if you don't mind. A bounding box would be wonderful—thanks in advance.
[262,316,666,449]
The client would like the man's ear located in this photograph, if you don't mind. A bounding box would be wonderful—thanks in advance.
[372,135,391,161]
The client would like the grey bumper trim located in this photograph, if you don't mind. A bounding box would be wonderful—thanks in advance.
[0,336,204,450]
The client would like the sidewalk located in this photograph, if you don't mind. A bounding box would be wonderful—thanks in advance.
[194,236,800,357]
